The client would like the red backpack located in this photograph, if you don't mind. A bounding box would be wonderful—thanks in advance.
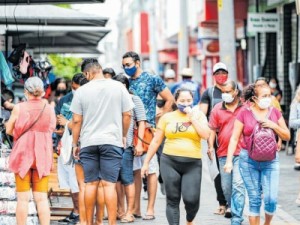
[248,108,277,161]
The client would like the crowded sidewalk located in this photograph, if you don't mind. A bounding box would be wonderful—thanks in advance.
[50,141,300,225]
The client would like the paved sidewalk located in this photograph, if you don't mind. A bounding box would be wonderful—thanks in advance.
[51,143,300,225]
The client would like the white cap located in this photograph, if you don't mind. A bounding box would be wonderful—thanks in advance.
[181,68,193,77]
[213,62,228,74]
[164,69,175,79]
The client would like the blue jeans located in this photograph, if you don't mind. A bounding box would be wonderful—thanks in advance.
[119,147,134,185]
[219,156,245,225]
[239,149,279,216]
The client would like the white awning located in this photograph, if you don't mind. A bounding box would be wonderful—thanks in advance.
[0,5,108,27]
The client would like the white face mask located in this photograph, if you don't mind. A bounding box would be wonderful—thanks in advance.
[221,93,234,103]
[72,89,76,95]
[257,97,272,109]
[269,82,277,89]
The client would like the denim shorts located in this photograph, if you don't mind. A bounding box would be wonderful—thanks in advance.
[119,147,134,185]
[79,145,123,183]
[239,149,279,216]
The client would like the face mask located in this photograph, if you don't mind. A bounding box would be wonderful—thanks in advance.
[55,89,67,96]
[257,97,272,109]
[214,75,228,85]
[72,89,76,95]
[177,104,193,113]
[269,82,276,89]
[221,93,234,103]
[124,65,137,77]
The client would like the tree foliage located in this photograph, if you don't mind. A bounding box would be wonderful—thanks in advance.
[48,54,82,80]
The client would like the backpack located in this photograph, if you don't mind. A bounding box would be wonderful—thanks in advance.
[248,108,277,162]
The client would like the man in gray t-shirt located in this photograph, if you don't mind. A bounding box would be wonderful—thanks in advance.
[70,59,133,225]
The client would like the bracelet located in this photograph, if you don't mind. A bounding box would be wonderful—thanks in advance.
[72,143,79,148]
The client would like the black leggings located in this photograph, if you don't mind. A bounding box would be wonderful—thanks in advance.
[160,154,202,225]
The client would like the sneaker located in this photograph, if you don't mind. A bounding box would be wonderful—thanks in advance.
[68,212,79,224]
[142,191,148,200]
[224,208,232,218]
[58,215,71,223]
[294,163,300,171]
[58,211,78,223]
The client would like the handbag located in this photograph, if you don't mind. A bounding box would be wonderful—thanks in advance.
[16,103,46,141]
[133,125,154,152]
[60,122,73,165]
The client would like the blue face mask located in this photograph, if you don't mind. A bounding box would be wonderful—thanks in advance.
[124,65,137,77]
[177,104,193,113]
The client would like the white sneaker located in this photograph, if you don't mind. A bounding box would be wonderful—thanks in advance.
[142,191,148,200]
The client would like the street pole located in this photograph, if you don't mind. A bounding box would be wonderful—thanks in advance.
[178,0,188,76]
[218,0,237,80]
[148,0,159,74]
[254,0,261,80]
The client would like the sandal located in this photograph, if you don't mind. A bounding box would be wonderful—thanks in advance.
[142,214,155,220]
[120,214,135,223]
[117,213,125,220]
[213,206,226,215]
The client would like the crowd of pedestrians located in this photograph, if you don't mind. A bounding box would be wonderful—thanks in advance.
[4,50,300,225]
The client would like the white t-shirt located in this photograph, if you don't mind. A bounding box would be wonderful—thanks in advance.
[70,78,134,148]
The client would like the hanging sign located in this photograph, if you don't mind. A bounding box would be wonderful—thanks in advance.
[247,13,280,33]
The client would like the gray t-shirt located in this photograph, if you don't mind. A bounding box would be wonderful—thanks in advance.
[70,79,134,148]
[126,95,147,148]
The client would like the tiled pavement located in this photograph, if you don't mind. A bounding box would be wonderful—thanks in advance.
[50,142,300,225]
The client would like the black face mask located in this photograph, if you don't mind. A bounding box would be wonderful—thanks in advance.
[55,89,67,96]
[157,99,166,108]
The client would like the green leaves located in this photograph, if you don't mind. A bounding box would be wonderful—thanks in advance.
[48,54,82,80]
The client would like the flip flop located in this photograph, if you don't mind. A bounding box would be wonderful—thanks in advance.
[120,214,135,223]
[142,215,155,220]
[213,206,226,215]
[133,214,142,219]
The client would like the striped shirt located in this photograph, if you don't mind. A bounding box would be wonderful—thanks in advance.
[126,95,147,148]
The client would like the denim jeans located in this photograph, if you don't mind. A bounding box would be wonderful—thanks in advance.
[239,149,279,216]
[119,147,134,185]
[219,156,245,225]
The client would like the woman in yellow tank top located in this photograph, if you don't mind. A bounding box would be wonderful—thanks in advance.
[141,88,211,225]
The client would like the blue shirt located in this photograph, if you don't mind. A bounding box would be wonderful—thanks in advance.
[171,80,201,106]
[129,72,166,127]
[55,92,73,119]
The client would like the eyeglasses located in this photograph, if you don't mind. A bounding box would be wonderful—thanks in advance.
[122,62,135,69]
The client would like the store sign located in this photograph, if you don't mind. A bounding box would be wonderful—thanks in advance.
[247,13,279,33]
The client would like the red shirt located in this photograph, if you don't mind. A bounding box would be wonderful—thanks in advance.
[236,106,281,151]
[209,101,244,157]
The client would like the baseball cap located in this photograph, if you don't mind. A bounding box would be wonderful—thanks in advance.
[181,68,193,77]
[164,69,175,79]
[213,62,228,74]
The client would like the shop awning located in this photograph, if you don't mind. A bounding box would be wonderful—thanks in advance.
[0,0,105,4]
[0,5,108,27]
[4,25,110,54]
